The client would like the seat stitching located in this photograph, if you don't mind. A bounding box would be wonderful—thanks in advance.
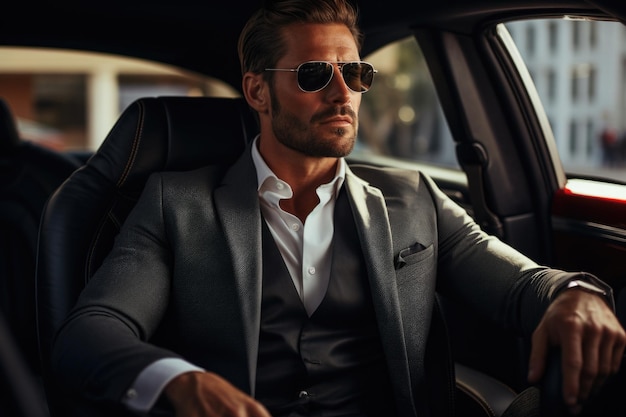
[87,100,147,279]
[85,219,106,282]
[117,100,146,188]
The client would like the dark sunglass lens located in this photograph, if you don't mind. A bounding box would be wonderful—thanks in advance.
[343,62,375,92]
[298,62,333,92]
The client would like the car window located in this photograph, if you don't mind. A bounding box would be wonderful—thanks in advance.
[0,47,240,153]
[504,18,626,185]
[356,37,460,171]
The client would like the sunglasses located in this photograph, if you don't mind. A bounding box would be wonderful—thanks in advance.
[265,61,377,93]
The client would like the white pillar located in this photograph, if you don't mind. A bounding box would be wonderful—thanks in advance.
[87,68,119,150]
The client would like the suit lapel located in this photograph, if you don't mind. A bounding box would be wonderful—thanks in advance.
[344,167,417,417]
[214,146,263,395]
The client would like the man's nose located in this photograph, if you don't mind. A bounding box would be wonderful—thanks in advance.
[325,66,351,102]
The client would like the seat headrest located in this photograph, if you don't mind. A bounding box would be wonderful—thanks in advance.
[88,95,258,193]
[0,98,20,153]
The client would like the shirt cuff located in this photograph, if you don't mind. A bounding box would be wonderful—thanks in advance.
[122,358,204,412]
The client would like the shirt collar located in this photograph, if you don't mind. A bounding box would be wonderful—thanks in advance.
[250,135,346,197]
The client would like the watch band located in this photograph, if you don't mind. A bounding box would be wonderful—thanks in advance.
[557,273,615,311]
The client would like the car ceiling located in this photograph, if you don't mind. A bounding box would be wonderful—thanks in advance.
[1,0,622,92]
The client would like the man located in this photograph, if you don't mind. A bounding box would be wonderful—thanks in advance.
[51,0,626,416]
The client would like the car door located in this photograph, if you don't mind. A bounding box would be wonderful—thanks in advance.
[354,5,626,395]
[430,9,626,392]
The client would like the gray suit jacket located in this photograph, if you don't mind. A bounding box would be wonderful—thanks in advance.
[52,144,572,416]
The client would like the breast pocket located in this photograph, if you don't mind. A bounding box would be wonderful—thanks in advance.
[394,242,435,286]
[395,242,434,268]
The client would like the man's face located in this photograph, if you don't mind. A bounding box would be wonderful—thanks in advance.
[268,23,362,158]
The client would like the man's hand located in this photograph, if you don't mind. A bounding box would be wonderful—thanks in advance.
[164,371,272,417]
[528,289,626,414]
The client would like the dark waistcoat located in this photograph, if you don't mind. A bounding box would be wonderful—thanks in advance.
[255,189,397,417]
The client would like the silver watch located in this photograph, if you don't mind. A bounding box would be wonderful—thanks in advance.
[563,277,615,310]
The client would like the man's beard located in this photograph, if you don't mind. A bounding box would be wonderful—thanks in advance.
[270,94,357,158]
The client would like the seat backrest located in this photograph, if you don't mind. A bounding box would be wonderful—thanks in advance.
[36,95,258,416]
[0,97,80,379]
[0,308,49,417]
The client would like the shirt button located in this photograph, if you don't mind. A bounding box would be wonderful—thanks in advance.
[291,223,300,231]
[307,266,316,275]
[276,182,284,190]
[298,390,309,399]
[125,388,138,399]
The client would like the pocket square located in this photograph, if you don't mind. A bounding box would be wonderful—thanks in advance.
[395,242,427,269]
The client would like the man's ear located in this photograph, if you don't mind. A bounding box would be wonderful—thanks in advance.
[242,72,269,113]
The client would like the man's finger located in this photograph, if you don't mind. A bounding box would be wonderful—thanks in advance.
[559,326,583,407]
[611,339,626,373]
[528,326,549,384]
[578,328,601,402]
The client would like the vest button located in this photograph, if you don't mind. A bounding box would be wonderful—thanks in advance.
[298,390,309,399]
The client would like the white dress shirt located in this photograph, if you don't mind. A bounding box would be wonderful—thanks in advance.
[252,137,345,315]
[124,137,346,411]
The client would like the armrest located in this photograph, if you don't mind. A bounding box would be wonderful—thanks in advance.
[455,363,519,417]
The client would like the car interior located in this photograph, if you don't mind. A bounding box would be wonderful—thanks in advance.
[1,1,626,416]
[34,95,549,417]
[0,89,559,417]
[9,96,618,417]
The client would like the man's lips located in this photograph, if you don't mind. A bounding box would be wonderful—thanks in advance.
[321,116,353,125]
[313,106,357,126]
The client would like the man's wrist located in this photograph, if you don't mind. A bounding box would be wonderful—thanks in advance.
[554,273,615,311]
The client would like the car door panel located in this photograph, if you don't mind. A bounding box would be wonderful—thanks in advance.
[552,185,626,294]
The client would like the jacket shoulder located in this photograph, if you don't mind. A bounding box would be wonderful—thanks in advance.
[348,162,426,192]
[152,164,229,189]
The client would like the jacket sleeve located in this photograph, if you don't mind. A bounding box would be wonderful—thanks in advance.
[51,172,183,407]
[420,172,582,336]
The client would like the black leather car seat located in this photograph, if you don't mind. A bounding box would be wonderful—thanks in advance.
[0,308,49,417]
[36,96,258,417]
[0,97,79,384]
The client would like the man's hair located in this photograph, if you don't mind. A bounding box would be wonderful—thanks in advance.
[237,0,362,77]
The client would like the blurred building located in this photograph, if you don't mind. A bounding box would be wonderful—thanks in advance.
[0,47,237,151]
[506,19,626,169]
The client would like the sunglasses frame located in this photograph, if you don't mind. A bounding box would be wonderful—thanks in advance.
[265,61,377,93]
